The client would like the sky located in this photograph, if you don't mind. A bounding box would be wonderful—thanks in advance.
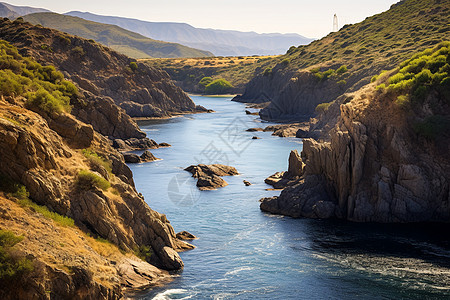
[5,0,400,38]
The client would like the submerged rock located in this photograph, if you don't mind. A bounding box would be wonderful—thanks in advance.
[246,128,264,132]
[184,164,239,190]
[140,150,158,162]
[123,151,159,163]
[176,231,197,240]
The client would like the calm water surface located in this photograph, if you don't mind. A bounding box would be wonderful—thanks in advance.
[128,96,450,300]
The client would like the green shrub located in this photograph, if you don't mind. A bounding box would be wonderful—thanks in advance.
[198,76,213,87]
[129,61,138,72]
[337,80,347,85]
[76,170,110,191]
[0,41,76,114]
[26,88,71,114]
[395,95,410,108]
[0,230,33,283]
[376,83,386,91]
[315,102,332,114]
[281,59,290,67]
[205,78,233,94]
[82,149,112,174]
[18,198,75,227]
[71,46,85,57]
[371,75,379,82]
[336,65,348,74]
[134,245,153,261]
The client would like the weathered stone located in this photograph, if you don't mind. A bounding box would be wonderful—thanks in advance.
[185,164,238,190]
[176,231,197,240]
[287,150,304,177]
[123,153,140,163]
[140,151,158,162]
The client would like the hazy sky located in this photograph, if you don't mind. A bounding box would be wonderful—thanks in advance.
[6,0,399,38]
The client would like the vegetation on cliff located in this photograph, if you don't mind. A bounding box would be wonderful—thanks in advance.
[373,41,450,140]
[260,42,450,222]
[0,40,77,114]
[0,23,193,297]
[145,55,277,94]
[236,0,450,120]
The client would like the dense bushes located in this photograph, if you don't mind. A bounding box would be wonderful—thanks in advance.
[198,76,213,88]
[378,42,450,106]
[205,78,233,94]
[311,65,347,81]
[0,40,77,114]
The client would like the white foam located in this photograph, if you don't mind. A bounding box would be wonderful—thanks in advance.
[152,289,191,300]
[224,266,253,276]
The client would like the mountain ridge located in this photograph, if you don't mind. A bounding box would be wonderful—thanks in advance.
[22,12,213,59]
[66,11,314,56]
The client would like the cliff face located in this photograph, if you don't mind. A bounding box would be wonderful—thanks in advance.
[0,18,200,120]
[261,71,450,222]
[0,95,190,297]
[234,0,450,121]
[0,21,194,298]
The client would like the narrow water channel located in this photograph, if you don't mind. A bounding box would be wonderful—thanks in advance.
[128,96,450,300]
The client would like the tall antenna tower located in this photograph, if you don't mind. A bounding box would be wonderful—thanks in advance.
[333,14,339,32]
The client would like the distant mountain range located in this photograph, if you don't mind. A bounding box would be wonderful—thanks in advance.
[0,2,313,57]
[0,2,49,19]
[23,12,213,58]
[66,11,314,56]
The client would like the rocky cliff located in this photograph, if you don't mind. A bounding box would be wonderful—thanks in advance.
[234,0,450,122]
[0,91,192,298]
[0,22,193,298]
[261,43,450,222]
[0,17,203,121]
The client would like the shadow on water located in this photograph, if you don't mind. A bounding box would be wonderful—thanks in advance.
[272,216,450,299]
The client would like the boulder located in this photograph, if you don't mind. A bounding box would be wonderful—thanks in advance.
[184,164,238,190]
[243,180,252,186]
[140,151,158,162]
[246,128,264,132]
[123,153,140,163]
[176,231,197,240]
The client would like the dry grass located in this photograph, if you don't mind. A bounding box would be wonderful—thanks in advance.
[0,194,131,288]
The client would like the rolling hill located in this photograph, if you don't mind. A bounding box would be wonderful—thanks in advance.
[66,11,314,56]
[23,12,213,59]
[232,0,450,121]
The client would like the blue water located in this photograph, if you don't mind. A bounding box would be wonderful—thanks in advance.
[128,96,450,300]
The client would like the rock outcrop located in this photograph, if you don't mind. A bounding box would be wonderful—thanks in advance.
[264,150,304,189]
[184,164,239,190]
[0,96,190,297]
[261,83,450,222]
[0,18,204,152]
[233,0,450,122]
[123,151,159,163]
